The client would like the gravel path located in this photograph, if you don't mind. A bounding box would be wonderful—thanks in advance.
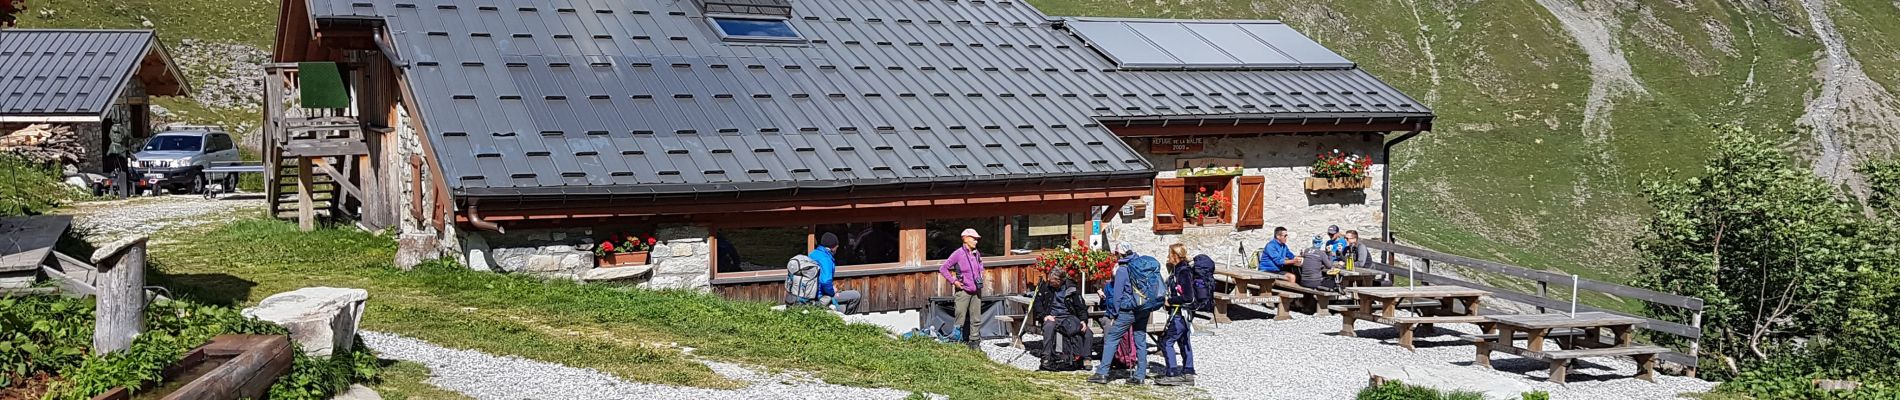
[985,305,1716,400]
[63,193,264,244]
[361,331,921,400]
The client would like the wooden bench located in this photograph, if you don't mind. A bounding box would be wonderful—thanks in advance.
[1483,345,1669,384]
[1272,281,1342,316]
[1338,310,1496,351]
[1212,291,1302,323]
[1463,329,1588,367]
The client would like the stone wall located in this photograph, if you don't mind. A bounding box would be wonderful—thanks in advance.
[1105,133,1387,268]
[73,123,105,174]
[454,224,713,291]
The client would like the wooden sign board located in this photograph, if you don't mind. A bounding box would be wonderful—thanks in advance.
[1176,158,1244,177]
[1150,137,1213,154]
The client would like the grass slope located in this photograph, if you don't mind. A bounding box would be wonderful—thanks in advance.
[149,218,1152,399]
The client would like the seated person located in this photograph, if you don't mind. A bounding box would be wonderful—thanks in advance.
[1031,268,1091,371]
[808,233,863,313]
[1297,236,1341,291]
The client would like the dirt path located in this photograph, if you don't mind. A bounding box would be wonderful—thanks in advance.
[61,193,266,245]
[1795,0,1900,199]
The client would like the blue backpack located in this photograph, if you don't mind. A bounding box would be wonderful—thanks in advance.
[1117,256,1167,314]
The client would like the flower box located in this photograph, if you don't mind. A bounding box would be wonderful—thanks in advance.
[599,251,650,267]
[1305,177,1371,191]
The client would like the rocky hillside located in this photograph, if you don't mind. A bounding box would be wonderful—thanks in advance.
[20,0,1900,285]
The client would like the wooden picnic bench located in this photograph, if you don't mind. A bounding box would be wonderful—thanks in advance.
[1478,312,1667,384]
[998,293,1169,349]
[1337,286,1493,351]
[1212,266,1309,322]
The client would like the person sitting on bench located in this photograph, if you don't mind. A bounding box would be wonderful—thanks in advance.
[1297,236,1341,291]
[1031,268,1090,371]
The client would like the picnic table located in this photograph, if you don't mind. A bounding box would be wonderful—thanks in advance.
[1211,266,1306,322]
[996,293,1165,349]
[1472,312,1667,384]
[1337,286,1492,351]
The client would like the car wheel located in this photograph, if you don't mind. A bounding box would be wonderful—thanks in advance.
[192,174,208,194]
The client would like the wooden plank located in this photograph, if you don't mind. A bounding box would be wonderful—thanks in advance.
[165,335,294,400]
[1488,312,1646,330]
[1347,285,1490,299]
[311,158,365,203]
[1541,345,1670,360]
[1362,240,1704,310]
[0,215,72,272]
[297,157,315,232]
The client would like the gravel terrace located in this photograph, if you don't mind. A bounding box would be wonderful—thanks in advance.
[62,193,265,245]
[361,331,924,400]
[981,305,1717,400]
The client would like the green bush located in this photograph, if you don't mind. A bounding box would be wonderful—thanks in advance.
[1356,381,1484,400]
[1521,390,1549,400]
[0,153,78,216]
[0,296,378,399]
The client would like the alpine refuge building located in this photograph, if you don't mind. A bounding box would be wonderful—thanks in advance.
[269,0,1433,312]
[0,29,190,174]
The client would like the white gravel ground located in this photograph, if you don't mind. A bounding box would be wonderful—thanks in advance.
[65,193,264,244]
[983,305,1717,400]
[361,331,922,400]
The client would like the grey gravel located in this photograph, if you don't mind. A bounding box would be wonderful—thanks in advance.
[985,305,1716,400]
[66,194,264,245]
[361,331,920,400]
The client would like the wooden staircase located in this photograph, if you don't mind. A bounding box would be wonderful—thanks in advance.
[263,63,370,231]
[266,155,342,220]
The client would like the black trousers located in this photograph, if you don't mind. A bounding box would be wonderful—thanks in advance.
[1040,316,1089,364]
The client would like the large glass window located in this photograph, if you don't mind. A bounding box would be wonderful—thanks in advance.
[1009,213,1089,254]
[815,221,900,266]
[709,17,802,42]
[926,217,1004,260]
[716,226,808,273]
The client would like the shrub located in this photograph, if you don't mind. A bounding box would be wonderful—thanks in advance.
[1356,380,1484,400]
[0,153,77,216]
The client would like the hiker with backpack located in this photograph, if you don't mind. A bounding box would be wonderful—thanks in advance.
[785,233,862,313]
[939,228,987,347]
[1157,246,1212,386]
[1030,268,1090,371]
[1089,254,1167,385]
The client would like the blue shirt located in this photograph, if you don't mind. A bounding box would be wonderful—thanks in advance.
[1327,237,1348,261]
[1258,239,1295,273]
[810,246,838,296]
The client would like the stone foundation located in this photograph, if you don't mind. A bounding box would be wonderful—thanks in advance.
[455,224,712,290]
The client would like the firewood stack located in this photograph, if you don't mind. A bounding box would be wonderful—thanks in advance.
[0,124,85,165]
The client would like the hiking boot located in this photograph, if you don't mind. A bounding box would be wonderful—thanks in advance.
[1154,375,1181,386]
[1181,374,1196,386]
[1086,375,1110,385]
[1125,377,1145,385]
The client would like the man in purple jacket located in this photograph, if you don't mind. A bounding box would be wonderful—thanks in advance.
[940,228,986,347]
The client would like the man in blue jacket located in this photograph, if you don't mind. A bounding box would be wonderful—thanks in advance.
[811,233,862,313]
[1256,227,1302,281]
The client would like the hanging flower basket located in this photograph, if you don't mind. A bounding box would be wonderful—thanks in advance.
[1304,177,1371,191]
[595,234,657,267]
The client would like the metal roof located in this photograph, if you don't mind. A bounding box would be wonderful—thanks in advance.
[0,30,161,116]
[1063,18,1354,70]
[305,0,1432,198]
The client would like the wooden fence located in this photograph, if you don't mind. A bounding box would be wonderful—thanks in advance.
[1360,240,1705,375]
[713,259,1039,312]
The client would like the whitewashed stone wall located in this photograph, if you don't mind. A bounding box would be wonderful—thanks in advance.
[1105,133,1387,268]
[453,224,713,291]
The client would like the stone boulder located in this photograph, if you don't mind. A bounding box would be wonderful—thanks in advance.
[243,287,368,357]
[1368,365,1532,400]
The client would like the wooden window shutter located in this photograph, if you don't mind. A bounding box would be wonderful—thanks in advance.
[1153,178,1185,232]
[1236,175,1265,228]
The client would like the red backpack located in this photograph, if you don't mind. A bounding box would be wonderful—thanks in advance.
[1112,329,1139,368]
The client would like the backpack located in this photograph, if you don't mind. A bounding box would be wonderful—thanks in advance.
[1112,331,1139,369]
[1189,255,1217,313]
[1117,256,1167,314]
[784,255,821,303]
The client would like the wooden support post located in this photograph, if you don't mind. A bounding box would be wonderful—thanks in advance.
[297,157,315,231]
[1688,310,1703,378]
[1536,281,1549,313]
[91,237,148,355]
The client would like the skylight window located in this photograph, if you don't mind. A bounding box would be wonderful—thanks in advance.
[709,17,803,42]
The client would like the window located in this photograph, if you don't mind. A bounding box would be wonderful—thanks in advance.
[1009,213,1088,254]
[143,135,203,152]
[715,226,808,273]
[815,221,900,266]
[709,17,803,42]
[208,134,234,152]
[926,217,1004,260]
[1185,177,1233,225]
[1153,176,1264,232]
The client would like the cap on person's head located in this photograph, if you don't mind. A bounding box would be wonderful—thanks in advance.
[1116,243,1134,255]
[820,232,840,249]
[1311,235,1324,247]
[959,228,981,238]
[1327,225,1341,235]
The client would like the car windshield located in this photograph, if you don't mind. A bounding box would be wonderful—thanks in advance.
[143,136,202,152]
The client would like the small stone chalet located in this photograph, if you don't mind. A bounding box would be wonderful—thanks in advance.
[0,29,190,174]
[269,0,1433,312]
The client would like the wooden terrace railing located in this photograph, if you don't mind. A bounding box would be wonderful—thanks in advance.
[1358,239,1705,375]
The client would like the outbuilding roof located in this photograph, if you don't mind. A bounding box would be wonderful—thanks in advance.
[303,0,1431,198]
[0,29,189,117]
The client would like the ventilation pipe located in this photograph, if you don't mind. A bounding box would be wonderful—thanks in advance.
[1380,124,1426,250]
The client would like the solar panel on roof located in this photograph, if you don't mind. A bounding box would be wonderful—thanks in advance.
[1064,18,1354,70]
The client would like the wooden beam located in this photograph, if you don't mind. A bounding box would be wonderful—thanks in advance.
[311,158,365,203]
[1110,121,1426,137]
[468,189,1145,222]
[297,157,315,232]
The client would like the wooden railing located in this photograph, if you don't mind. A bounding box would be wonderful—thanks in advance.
[1359,239,1705,374]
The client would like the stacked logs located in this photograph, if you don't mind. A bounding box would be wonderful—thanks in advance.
[0,124,85,165]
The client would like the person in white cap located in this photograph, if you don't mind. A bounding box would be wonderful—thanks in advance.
[939,228,987,347]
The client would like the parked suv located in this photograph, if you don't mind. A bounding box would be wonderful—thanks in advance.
[130,129,240,194]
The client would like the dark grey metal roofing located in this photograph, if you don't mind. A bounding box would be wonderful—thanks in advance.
[0,30,157,116]
[1065,18,1354,70]
[306,0,1432,198]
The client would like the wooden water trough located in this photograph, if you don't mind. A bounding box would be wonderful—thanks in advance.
[90,335,294,400]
